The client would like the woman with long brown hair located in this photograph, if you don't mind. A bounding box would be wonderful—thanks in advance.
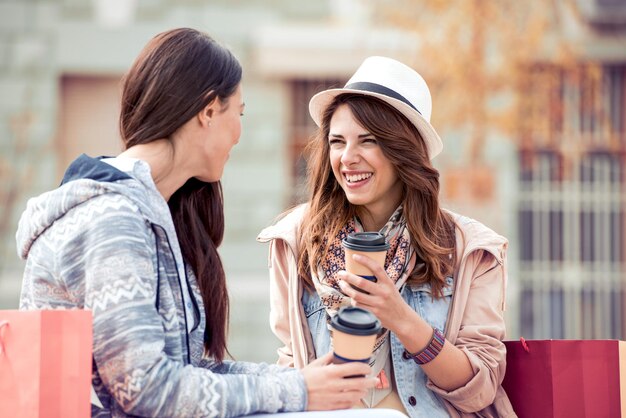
[259,56,517,417]
[16,28,380,417]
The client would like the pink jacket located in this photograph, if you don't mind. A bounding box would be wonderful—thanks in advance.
[258,205,517,417]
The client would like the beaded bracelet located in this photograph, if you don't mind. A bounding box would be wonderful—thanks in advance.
[404,327,445,365]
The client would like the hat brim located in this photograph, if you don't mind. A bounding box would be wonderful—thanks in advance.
[309,88,443,160]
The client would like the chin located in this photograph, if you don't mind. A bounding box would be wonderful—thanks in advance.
[196,173,221,183]
[345,195,369,206]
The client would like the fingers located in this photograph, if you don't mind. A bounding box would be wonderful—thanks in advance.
[352,254,391,283]
[333,361,376,380]
[337,273,383,307]
[338,375,378,392]
[303,355,371,377]
[307,353,374,379]
[302,362,377,412]
[310,359,375,382]
[303,359,377,385]
[337,271,376,296]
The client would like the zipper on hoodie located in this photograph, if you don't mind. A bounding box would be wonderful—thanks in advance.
[154,241,161,312]
[153,223,192,365]
[185,261,202,333]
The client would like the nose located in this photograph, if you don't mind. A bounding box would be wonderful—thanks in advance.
[340,141,360,167]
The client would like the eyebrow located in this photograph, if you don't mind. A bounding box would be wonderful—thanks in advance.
[328,133,375,139]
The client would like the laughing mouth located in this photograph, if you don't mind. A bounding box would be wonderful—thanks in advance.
[344,173,373,183]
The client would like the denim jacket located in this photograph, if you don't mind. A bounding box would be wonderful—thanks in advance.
[258,205,517,418]
[302,278,453,417]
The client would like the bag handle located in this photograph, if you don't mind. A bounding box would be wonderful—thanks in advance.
[0,320,8,356]
[520,336,530,353]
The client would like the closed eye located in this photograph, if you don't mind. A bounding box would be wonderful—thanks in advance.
[328,137,345,146]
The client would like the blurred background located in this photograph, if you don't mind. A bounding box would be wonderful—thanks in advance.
[1,0,625,363]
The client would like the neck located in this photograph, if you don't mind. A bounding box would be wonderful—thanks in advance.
[119,140,190,201]
[357,198,404,231]
[357,208,390,232]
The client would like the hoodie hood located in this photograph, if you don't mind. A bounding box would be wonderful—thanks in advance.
[16,154,154,260]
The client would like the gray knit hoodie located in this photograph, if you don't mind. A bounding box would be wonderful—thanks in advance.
[16,154,305,417]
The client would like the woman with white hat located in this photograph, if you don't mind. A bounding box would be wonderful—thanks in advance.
[258,56,517,417]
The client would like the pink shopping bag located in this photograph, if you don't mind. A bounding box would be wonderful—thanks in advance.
[503,338,626,418]
[0,310,92,418]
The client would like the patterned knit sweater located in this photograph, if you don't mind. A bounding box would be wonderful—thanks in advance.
[16,154,305,417]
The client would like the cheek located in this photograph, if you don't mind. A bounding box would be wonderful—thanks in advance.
[382,165,400,188]
[376,152,395,177]
[329,152,342,178]
[231,117,241,139]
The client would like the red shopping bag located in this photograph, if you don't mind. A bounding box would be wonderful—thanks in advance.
[502,338,626,418]
[0,310,92,418]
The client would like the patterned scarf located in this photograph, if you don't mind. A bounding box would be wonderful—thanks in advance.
[311,206,415,405]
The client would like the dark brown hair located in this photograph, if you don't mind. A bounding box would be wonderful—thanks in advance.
[119,28,242,362]
[299,94,456,297]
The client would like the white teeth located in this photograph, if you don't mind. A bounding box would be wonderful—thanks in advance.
[345,173,372,183]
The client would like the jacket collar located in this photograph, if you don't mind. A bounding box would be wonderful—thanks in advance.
[258,205,507,263]
[257,204,307,254]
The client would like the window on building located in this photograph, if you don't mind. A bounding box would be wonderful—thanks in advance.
[288,78,344,204]
[518,64,626,339]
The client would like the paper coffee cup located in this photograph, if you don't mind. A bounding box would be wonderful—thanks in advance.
[331,306,382,365]
[342,232,390,291]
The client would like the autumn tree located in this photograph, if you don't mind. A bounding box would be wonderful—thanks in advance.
[374,0,575,170]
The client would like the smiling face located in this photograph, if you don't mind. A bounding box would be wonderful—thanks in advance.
[328,104,404,228]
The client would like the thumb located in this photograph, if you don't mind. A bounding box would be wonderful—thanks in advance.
[309,351,333,367]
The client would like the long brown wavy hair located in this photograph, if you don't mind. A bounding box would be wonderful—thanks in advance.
[119,28,242,362]
[298,94,456,297]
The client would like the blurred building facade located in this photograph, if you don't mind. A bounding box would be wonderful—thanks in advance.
[518,0,626,340]
[0,0,625,362]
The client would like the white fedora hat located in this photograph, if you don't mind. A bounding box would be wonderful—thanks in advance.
[309,56,443,159]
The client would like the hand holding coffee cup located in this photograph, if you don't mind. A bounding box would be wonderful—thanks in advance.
[331,306,382,370]
[342,232,390,293]
[300,352,377,411]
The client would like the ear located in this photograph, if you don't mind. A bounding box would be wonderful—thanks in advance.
[197,97,218,128]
